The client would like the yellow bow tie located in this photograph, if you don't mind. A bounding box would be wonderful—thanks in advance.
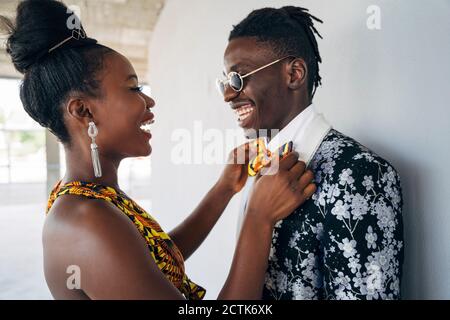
[248,138,293,176]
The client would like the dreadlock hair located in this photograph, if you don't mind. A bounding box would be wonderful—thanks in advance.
[229,6,323,99]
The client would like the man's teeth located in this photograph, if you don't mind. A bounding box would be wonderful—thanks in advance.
[235,105,255,121]
[239,113,251,121]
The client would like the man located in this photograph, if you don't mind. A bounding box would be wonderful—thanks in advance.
[217,6,404,300]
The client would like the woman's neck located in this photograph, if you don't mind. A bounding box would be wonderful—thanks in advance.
[62,145,122,191]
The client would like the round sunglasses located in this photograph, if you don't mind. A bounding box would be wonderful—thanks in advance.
[216,56,294,96]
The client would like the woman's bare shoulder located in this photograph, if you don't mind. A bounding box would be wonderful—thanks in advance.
[43,195,124,299]
[44,194,132,251]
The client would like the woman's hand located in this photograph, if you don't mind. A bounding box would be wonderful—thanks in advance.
[216,141,258,195]
[246,152,316,227]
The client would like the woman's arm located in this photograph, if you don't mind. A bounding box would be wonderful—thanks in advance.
[168,180,236,261]
[169,142,256,260]
[218,212,273,299]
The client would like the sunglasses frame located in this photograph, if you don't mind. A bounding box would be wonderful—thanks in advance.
[216,55,295,95]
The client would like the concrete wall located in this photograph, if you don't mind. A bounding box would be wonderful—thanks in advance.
[148,0,450,299]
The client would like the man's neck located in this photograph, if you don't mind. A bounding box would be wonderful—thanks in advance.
[267,98,312,141]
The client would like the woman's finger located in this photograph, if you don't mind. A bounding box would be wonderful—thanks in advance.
[288,161,306,181]
[230,141,254,165]
[298,169,315,187]
[302,182,317,199]
[279,152,299,170]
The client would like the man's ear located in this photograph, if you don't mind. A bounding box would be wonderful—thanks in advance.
[287,58,308,90]
[66,97,94,125]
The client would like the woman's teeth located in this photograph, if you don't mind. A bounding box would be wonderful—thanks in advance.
[235,105,255,121]
[140,119,154,133]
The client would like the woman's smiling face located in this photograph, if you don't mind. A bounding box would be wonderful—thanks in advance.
[80,52,156,159]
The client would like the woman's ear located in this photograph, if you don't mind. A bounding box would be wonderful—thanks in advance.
[287,58,308,90]
[66,97,94,125]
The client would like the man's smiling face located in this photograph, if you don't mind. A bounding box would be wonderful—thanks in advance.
[223,37,294,139]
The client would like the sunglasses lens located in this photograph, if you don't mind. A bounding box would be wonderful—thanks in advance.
[216,73,243,96]
[215,79,225,95]
[229,73,243,91]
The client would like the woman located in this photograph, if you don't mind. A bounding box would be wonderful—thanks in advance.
[0,0,316,300]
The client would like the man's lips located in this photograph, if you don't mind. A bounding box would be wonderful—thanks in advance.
[231,101,254,110]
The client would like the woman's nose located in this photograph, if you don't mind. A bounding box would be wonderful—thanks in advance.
[144,94,155,109]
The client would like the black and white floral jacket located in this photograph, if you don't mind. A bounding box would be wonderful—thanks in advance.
[262,129,404,300]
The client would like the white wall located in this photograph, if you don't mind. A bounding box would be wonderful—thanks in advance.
[148,0,450,299]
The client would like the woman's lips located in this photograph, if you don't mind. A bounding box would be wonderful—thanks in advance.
[141,130,152,138]
[140,119,154,139]
[234,104,255,128]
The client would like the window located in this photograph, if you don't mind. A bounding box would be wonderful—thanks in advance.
[0,78,46,184]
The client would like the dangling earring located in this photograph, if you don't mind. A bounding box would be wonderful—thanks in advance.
[87,121,102,178]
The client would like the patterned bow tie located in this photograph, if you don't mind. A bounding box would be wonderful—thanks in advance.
[248,138,293,176]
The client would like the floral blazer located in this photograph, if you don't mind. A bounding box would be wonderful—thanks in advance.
[263,130,404,300]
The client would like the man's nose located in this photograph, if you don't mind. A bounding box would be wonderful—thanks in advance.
[223,84,239,103]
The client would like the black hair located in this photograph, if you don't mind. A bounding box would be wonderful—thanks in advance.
[0,0,114,145]
[229,6,323,99]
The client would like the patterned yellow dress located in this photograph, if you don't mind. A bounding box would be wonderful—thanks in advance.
[46,180,206,300]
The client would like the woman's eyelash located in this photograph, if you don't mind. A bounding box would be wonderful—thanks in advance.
[131,86,143,92]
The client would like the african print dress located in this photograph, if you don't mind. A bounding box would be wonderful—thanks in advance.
[47,181,206,300]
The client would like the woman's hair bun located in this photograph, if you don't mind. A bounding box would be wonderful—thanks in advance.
[1,0,94,74]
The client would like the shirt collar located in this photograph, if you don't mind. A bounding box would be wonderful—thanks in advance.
[267,103,332,165]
